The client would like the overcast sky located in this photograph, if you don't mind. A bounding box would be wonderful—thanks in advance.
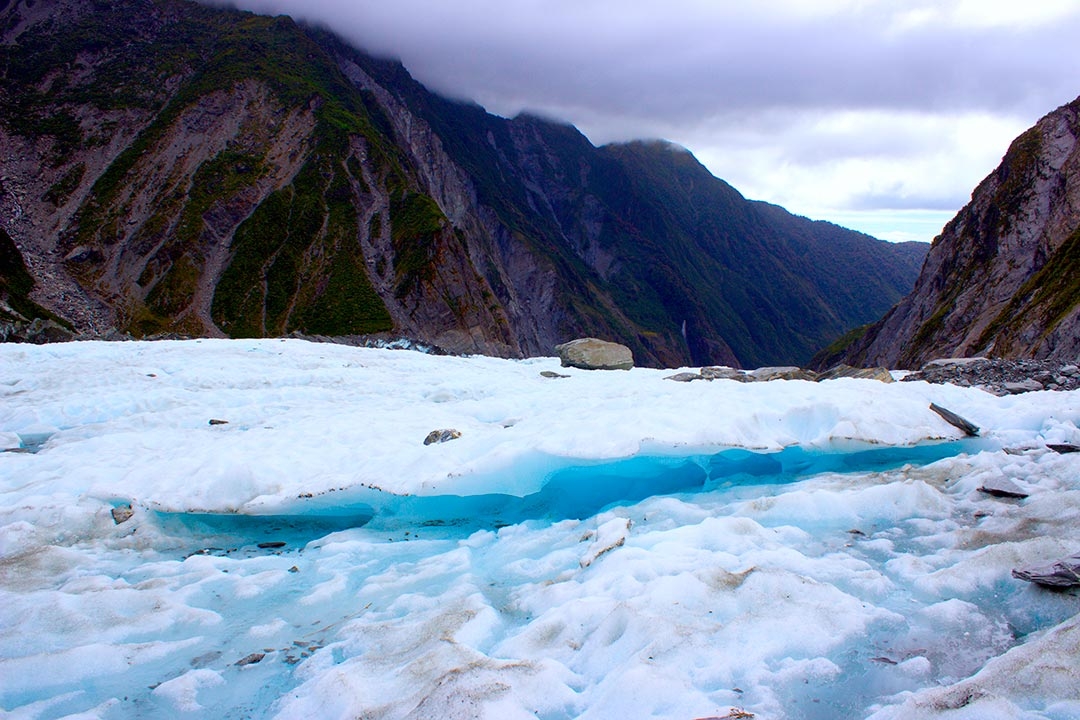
[217,0,1080,242]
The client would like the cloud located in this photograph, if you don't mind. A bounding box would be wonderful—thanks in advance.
[207,0,1080,240]
[846,192,967,213]
[214,1,1080,118]
[895,0,1080,30]
[654,109,1025,222]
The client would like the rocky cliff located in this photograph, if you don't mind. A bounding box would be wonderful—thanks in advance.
[1,0,926,366]
[822,97,1080,369]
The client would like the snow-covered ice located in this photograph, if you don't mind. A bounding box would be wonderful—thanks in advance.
[1,339,1078,719]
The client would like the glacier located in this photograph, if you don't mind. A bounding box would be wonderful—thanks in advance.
[1,339,1078,719]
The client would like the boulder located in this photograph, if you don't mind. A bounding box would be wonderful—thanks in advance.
[236,652,266,667]
[923,357,989,369]
[817,364,894,383]
[424,429,461,445]
[24,318,76,344]
[111,504,134,524]
[1012,554,1080,588]
[1,317,77,344]
[1004,379,1044,394]
[554,338,634,371]
[856,367,894,383]
[749,366,819,382]
[700,366,750,382]
[664,372,703,382]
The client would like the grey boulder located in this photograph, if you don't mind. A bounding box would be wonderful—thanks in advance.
[700,366,750,382]
[424,429,461,445]
[111,504,134,524]
[555,338,634,371]
[1004,379,1045,394]
[817,364,894,383]
[749,366,819,382]
[664,372,704,382]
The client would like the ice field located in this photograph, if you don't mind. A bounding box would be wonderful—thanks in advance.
[1,339,1079,719]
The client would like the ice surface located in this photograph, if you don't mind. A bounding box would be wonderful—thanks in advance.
[1,339,1079,719]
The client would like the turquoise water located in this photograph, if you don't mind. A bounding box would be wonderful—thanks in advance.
[155,439,987,547]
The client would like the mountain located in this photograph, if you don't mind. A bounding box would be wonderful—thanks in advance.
[0,0,926,367]
[819,97,1080,370]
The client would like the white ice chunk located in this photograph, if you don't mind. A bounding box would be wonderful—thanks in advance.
[151,668,225,712]
[248,618,289,638]
[580,517,631,568]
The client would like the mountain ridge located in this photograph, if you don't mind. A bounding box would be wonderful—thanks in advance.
[1,0,926,366]
[819,96,1080,369]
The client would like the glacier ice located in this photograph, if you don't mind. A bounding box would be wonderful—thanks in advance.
[1,339,1078,719]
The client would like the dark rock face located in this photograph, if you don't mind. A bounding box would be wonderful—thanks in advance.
[0,317,76,344]
[1,0,926,367]
[830,97,1080,369]
[1,226,79,340]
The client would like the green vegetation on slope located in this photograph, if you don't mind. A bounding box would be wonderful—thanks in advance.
[390,191,445,298]
[2,0,398,338]
[68,4,395,247]
[211,144,392,337]
[599,141,922,366]
[975,225,1080,353]
[809,323,872,370]
[0,228,70,327]
[992,128,1043,236]
[43,163,87,206]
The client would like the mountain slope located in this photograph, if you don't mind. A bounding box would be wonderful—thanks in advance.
[327,41,928,366]
[824,96,1080,369]
[1,0,926,366]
